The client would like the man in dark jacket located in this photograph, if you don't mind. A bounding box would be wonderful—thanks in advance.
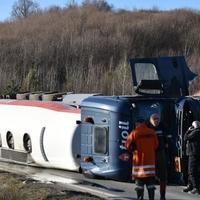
[183,121,200,194]
[147,113,167,200]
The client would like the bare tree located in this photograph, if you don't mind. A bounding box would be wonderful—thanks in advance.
[82,0,112,11]
[66,0,77,8]
[46,5,62,13]
[11,0,39,19]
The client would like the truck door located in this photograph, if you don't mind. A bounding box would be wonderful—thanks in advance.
[130,56,196,97]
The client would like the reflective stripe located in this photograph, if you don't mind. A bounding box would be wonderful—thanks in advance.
[147,185,156,189]
[133,165,155,169]
[136,186,144,190]
[156,130,163,135]
[156,130,162,133]
[132,165,155,177]
[132,171,155,175]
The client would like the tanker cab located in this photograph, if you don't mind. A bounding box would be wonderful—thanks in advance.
[81,114,109,178]
[130,56,196,97]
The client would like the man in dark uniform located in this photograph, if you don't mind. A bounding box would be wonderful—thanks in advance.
[147,113,167,200]
[183,121,200,194]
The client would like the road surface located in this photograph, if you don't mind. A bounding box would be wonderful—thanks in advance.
[0,160,198,200]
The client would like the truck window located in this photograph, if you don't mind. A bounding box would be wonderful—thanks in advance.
[135,63,159,83]
[93,126,108,154]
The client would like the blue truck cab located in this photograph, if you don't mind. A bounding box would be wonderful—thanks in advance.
[80,56,197,183]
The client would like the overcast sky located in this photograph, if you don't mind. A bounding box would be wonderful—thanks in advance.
[0,0,200,21]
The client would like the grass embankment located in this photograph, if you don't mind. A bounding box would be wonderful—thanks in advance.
[0,171,103,200]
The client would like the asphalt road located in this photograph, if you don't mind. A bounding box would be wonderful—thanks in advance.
[0,160,198,200]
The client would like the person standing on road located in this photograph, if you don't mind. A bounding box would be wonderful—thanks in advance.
[147,113,168,200]
[183,121,200,194]
[125,119,158,200]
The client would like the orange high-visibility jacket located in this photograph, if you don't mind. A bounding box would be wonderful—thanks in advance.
[125,123,158,178]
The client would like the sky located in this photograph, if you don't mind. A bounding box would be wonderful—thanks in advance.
[0,0,200,21]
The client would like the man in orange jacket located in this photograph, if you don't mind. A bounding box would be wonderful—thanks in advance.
[125,119,158,200]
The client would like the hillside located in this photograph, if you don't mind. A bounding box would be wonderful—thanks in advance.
[0,7,200,95]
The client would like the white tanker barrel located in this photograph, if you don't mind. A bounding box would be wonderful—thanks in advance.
[16,92,30,100]
[41,91,57,101]
[42,92,66,101]
[29,92,43,100]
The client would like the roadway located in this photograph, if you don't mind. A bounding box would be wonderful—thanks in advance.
[0,160,198,200]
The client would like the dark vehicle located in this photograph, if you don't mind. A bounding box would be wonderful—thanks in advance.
[80,56,197,183]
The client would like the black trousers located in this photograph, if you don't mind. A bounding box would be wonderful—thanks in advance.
[156,149,167,181]
[135,177,156,190]
[188,155,200,188]
[135,177,155,200]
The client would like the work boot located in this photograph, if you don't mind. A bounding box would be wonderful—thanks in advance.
[160,194,166,200]
[188,188,200,195]
[136,189,144,200]
[160,198,166,200]
[183,185,193,192]
[148,188,155,200]
[160,181,166,200]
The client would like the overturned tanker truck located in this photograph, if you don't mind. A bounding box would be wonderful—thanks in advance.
[80,56,198,184]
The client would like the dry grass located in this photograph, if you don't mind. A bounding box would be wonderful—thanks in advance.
[0,8,200,95]
[0,171,103,200]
